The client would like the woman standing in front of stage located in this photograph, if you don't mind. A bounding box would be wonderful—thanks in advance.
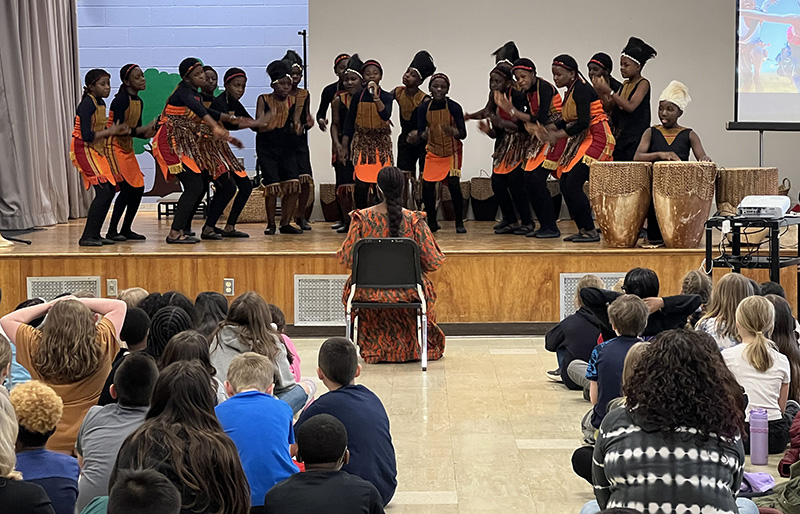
[532,55,615,243]
[593,37,656,161]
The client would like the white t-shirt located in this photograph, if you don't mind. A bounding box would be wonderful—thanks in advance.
[722,343,791,421]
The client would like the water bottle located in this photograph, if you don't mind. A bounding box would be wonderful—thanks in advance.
[750,408,769,466]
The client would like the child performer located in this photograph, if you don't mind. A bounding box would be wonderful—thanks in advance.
[205,67,262,239]
[105,64,158,242]
[316,53,350,131]
[200,65,218,107]
[413,73,467,233]
[586,52,622,114]
[531,55,614,243]
[70,69,131,247]
[593,37,656,161]
[634,80,711,246]
[151,57,248,244]
[341,57,394,209]
[394,51,436,200]
[256,60,304,235]
[284,50,315,231]
[329,57,363,233]
[496,57,567,239]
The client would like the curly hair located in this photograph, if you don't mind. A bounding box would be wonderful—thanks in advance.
[377,167,406,238]
[10,381,63,435]
[624,329,745,443]
[34,300,101,384]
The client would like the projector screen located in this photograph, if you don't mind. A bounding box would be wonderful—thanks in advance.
[737,0,800,122]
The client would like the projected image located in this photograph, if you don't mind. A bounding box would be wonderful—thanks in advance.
[738,0,800,121]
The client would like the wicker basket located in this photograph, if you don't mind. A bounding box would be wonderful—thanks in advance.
[470,171,499,221]
[320,183,340,222]
[440,181,471,221]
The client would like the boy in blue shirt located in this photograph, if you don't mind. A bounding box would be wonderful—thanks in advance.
[295,337,397,506]
[215,352,297,511]
[582,294,649,442]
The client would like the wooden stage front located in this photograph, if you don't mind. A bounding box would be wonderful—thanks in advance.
[1,213,796,330]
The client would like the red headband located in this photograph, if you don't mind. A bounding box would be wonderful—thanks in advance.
[123,64,140,80]
[334,54,350,66]
[184,61,202,77]
[589,59,609,70]
[431,73,450,86]
[552,60,575,71]
[512,65,534,72]
[363,60,383,73]
[225,72,246,83]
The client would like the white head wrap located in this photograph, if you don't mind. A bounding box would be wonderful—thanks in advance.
[659,80,691,112]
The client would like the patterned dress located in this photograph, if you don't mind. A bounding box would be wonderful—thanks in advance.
[337,208,445,363]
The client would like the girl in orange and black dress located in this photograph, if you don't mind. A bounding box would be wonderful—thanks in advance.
[394,51,436,189]
[414,73,467,233]
[105,64,157,242]
[341,57,394,209]
[151,57,251,244]
[533,55,615,243]
[316,53,350,132]
[329,57,362,233]
[284,50,316,231]
[586,52,622,114]
[70,69,131,247]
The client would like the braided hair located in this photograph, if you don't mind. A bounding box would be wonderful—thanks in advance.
[377,167,406,237]
[82,68,110,101]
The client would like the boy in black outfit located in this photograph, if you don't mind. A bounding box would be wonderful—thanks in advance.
[295,337,397,506]
[264,414,384,514]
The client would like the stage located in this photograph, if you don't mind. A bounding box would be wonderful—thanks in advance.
[1,213,796,332]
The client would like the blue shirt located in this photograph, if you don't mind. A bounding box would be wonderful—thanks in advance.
[16,449,79,514]
[586,335,641,428]
[214,391,296,507]
[296,385,397,506]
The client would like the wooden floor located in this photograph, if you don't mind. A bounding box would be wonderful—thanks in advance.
[0,213,795,320]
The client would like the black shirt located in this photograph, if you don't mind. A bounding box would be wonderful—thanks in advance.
[343,88,394,139]
[612,78,651,144]
[316,81,344,121]
[75,95,105,143]
[416,97,467,140]
[544,307,602,389]
[109,89,145,137]
[263,471,384,514]
[97,348,129,406]
[167,82,221,121]
[648,126,693,161]
[210,92,253,131]
[555,78,600,137]
[0,478,55,514]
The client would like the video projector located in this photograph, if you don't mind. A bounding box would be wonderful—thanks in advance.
[737,195,791,219]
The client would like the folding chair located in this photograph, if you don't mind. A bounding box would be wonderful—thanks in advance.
[345,238,429,371]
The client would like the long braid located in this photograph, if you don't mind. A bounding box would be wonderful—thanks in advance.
[377,167,405,237]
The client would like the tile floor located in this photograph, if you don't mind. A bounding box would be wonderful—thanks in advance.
[292,336,784,513]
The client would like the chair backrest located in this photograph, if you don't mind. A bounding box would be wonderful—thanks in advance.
[351,238,422,290]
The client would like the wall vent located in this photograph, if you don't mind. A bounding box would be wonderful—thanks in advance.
[559,272,626,321]
[27,276,102,301]
[294,275,349,326]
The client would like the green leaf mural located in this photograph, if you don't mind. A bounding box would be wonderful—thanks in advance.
[134,68,180,154]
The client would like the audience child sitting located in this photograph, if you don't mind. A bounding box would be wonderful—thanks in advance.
[116,287,149,310]
[268,304,302,381]
[159,330,227,404]
[0,296,126,453]
[696,272,757,350]
[11,381,79,514]
[545,274,605,389]
[138,292,196,324]
[582,295,649,442]
[75,354,158,512]
[0,335,14,416]
[681,269,712,327]
[195,292,228,338]
[111,361,250,514]
[761,281,787,297]
[215,353,298,513]
[0,406,55,514]
[210,292,313,414]
[295,337,396,506]
[723,296,798,454]
[3,298,39,390]
[264,414,385,514]
[108,469,181,514]
[146,306,193,360]
[98,306,150,406]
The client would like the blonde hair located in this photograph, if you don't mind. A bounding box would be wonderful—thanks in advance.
[575,274,605,308]
[608,294,650,337]
[227,352,275,394]
[118,287,149,309]
[10,381,63,434]
[0,334,11,371]
[0,409,20,480]
[700,273,756,341]
[737,296,777,372]
[682,269,712,305]
[34,300,101,385]
[622,342,650,388]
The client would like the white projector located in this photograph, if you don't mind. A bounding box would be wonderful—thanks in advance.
[737,195,791,219]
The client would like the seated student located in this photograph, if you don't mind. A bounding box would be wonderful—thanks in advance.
[158,331,227,404]
[215,352,297,513]
[81,469,181,514]
[581,295,649,443]
[696,273,757,350]
[681,269,712,327]
[11,381,79,514]
[2,298,40,390]
[268,304,302,382]
[264,414,384,514]
[98,307,150,406]
[117,287,149,310]
[0,335,14,418]
[723,296,798,454]
[581,267,702,342]
[545,274,605,389]
[762,281,787,297]
[295,338,396,506]
[146,306,193,360]
[75,354,158,512]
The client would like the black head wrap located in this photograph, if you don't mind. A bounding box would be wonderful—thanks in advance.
[493,41,520,65]
[552,54,578,72]
[588,52,613,72]
[267,60,292,84]
[409,50,436,81]
[621,37,657,66]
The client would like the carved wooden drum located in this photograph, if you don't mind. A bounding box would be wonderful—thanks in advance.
[589,161,652,247]
[652,162,718,248]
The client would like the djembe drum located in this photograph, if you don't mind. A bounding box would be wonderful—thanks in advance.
[589,162,652,247]
[717,167,779,245]
[652,162,718,248]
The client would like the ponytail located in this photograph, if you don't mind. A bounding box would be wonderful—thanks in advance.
[377,167,405,238]
[736,296,776,372]
[744,331,775,372]
[81,68,111,103]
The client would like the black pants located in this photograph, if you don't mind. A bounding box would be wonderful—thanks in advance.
[646,199,663,242]
[397,137,426,177]
[334,161,355,223]
[525,166,558,232]
[422,176,464,228]
[184,169,210,232]
[492,167,532,226]
[560,162,594,231]
[205,173,254,228]
[81,182,116,241]
[571,445,593,484]
[354,178,380,210]
[108,181,144,235]
[172,168,205,232]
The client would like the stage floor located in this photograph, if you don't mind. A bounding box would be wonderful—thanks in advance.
[1,213,795,323]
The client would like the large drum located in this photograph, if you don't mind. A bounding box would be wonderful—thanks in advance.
[653,162,718,248]
[589,161,652,247]
[716,167,779,213]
